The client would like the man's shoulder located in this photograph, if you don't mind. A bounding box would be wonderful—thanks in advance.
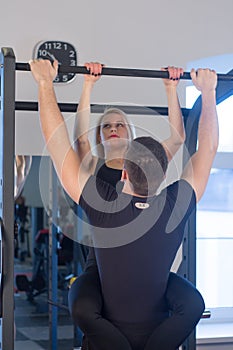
[162,179,196,208]
[167,178,195,193]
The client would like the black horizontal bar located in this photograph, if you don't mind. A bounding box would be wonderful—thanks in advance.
[15,101,190,117]
[15,62,233,81]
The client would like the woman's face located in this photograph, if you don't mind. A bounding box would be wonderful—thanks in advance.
[99,113,129,144]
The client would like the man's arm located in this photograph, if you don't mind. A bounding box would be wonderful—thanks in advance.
[161,66,185,162]
[29,59,90,204]
[73,62,102,170]
[181,68,219,202]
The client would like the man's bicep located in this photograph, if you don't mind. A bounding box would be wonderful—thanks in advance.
[162,139,182,163]
[181,153,212,202]
[58,149,91,205]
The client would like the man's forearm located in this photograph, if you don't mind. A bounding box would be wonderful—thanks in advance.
[38,81,64,140]
[198,90,219,153]
[38,81,73,174]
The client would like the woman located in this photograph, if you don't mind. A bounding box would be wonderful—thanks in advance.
[68,63,204,350]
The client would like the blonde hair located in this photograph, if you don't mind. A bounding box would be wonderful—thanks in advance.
[94,107,136,158]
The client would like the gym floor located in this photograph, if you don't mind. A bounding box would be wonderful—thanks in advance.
[14,259,80,350]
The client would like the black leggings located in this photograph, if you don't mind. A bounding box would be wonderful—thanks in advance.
[68,264,204,350]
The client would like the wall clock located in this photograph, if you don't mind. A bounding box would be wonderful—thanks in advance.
[33,40,78,83]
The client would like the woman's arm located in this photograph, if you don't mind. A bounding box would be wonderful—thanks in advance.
[161,66,185,162]
[74,62,103,172]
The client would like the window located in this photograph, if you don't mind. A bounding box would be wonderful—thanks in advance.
[186,86,233,322]
[197,168,233,309]
[186,89,233,152]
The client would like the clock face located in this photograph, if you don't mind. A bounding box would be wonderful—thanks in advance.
[34,41,77,83]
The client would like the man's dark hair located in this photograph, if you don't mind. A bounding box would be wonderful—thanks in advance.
[124,136,168,196]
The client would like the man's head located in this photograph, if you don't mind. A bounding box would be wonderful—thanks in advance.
[124,136,168,196]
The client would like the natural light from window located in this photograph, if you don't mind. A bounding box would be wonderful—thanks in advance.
[186,86,233,152]
[186,87,233,315]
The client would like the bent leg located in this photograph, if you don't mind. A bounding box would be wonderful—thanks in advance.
[144,272,205,350]
[68,258,132,350]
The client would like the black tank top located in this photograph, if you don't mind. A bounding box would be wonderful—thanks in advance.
[94,158,123,192]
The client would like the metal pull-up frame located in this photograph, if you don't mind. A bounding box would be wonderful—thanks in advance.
[0,48,15,350]
[1,47,233,350]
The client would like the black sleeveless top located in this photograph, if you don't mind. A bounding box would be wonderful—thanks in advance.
[94,158,124,192]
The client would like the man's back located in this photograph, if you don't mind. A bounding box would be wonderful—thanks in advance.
[80,175,196,324]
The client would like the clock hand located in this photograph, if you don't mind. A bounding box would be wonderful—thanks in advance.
[44,52,61,65]
[46,52,56,61]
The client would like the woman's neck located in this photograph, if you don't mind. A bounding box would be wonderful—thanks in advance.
[104,148,125,170]
[105,158,124,170]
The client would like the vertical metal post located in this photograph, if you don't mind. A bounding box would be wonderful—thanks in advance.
[49,160,58,350]
[0,47,15,350]
[73,206,86,349]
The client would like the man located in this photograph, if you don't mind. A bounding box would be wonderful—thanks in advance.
[30,59,218,350]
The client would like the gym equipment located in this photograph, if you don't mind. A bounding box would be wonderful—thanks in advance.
[14,197,31,261]
[0,47,15,350]
[16,229,49,302]
[16,228,74,303]
[15,100,190,116]
[1,47,233,350]
[16,62,233,81]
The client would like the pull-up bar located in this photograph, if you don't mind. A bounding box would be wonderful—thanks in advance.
[15,62,233,81]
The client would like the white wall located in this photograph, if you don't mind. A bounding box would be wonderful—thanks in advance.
[1,0,233,154]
